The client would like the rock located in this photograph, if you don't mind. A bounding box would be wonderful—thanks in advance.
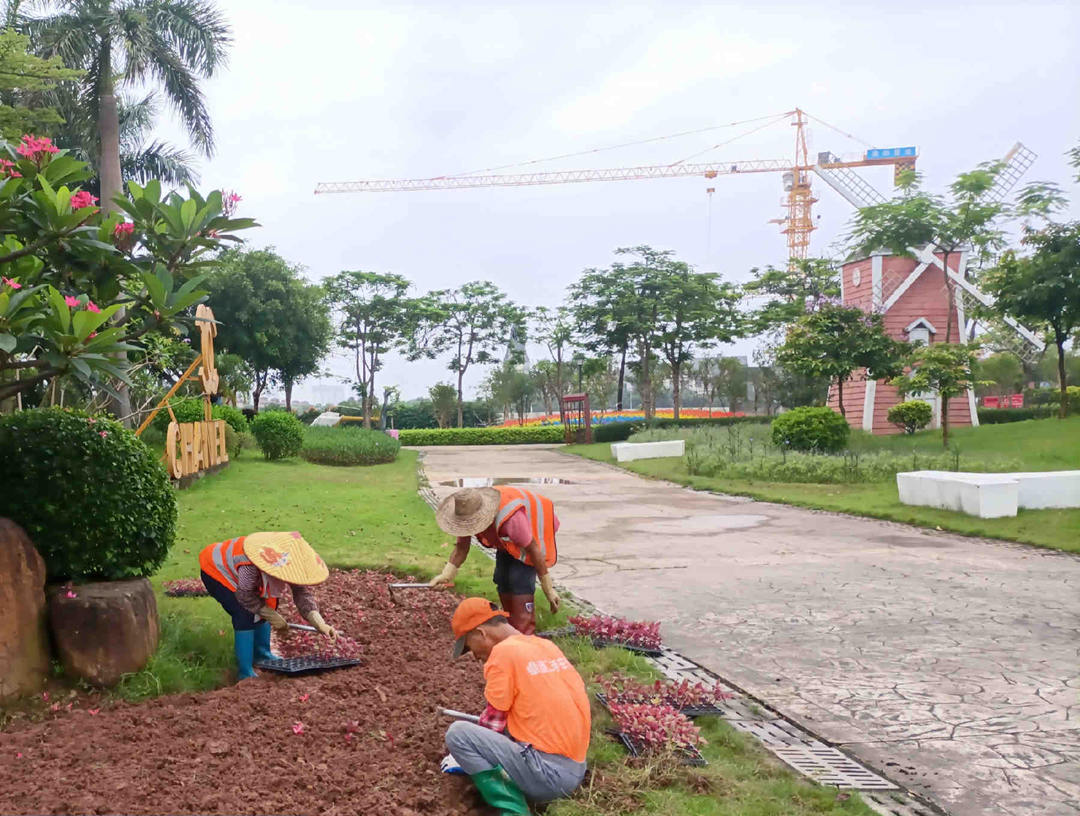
[47,577,159,686]
[0,519,50,700]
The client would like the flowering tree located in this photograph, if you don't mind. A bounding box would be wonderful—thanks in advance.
[0,135,256,406]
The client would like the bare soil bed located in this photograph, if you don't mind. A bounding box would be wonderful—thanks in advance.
[0,570,490,816]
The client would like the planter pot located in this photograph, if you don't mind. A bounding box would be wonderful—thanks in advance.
[47,577,159,686]
[0,519,50,700]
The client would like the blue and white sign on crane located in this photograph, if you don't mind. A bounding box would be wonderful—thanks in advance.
[865,146,917,160]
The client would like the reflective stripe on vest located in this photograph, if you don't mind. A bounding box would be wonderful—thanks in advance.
[198,537,272,599]
[488,486,557,568]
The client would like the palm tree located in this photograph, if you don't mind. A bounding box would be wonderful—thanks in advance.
[17,0,229,213]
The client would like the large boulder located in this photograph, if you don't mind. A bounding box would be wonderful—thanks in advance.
[47,578,159,686]
[0,519,50,700]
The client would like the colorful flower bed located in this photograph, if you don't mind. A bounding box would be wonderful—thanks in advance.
[499,408,740,428]
[569,614,662,651]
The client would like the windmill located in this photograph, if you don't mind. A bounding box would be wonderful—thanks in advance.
[314,109,918,264]
[828,143,1045,434]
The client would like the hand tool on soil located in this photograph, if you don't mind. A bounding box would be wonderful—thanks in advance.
[287,622,317,632]
[437,707,481,724]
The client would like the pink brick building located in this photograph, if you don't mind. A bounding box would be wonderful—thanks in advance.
[827,249,977,435]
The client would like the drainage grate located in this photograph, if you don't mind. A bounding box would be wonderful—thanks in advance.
[771,746,898,790]
[862,792,940,816]
[727,718,820,748]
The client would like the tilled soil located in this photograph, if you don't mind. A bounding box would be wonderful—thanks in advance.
[0,570,490,816]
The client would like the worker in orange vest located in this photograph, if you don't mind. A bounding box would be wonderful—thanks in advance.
[199,531,337,680]
[429,487,560,635]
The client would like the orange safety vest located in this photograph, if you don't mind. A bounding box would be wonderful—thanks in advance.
[476,486,557,568]
[199,537,278,607]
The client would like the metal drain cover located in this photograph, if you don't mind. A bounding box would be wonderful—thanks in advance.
[771,746,897,790]
[862,792,939,816]
[727,718,819,748]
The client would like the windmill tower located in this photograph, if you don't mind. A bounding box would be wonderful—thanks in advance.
[825,144,1045,434]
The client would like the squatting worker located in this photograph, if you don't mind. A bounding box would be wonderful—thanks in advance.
[443,597,589,813]
[429,486,560,635]
[199,531,338,680]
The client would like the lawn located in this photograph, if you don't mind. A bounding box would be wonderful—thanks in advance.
[568,417,1080,554]
[124,448,873,816]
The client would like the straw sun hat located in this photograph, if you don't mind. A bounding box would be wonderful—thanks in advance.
[243,531,329,586]
[435,488,500,537]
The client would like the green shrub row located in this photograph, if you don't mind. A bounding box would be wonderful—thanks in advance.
[301,426,401,465]
[977,406,1057,424]
[399,425,565,445]
[593,415,764,443]
[0,408,176,582]
[149,396,249,434]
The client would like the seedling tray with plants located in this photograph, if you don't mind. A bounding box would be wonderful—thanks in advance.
[254,655,364,674]
[564,615,665,656]
[163,579,208,598]
[611,730,707,767]
[605,702,708,767]
[596,674,735,718]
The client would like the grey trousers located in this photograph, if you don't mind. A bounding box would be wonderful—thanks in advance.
[445,721,587,802]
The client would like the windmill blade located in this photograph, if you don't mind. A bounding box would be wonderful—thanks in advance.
[813,152,888,208]
[983,142,1036,203]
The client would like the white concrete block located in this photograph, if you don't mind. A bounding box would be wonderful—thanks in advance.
[1012,471,1080,509]
[310,411,341,427]
[896,471,1018,518]
[612,440,685,462]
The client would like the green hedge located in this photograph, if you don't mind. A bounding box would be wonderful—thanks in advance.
[150,396,249,434]
[594,415,765,443]
[301,426,401,465]
[0,408,176,582]
[399,425,565,446]
[771,406,850,453]
[977,406,1056,424]
[251,410,305,460]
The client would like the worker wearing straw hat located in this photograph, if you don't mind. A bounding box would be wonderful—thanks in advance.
[430,487,560,635]
[199,531,338,680]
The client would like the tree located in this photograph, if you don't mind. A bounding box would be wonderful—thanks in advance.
[695,356,747,415]
[742,257,840,334]
[531,305,575,418]
[22,0,231,214]
[0,28,81,139]
[0,140,255,407]
[848,165,1061,345]
[275,284,331,412]
[204,249,325,413]
[776,304,905,418]
[894,343,982,448]
[983,222,1080,418]
[568,266,638,411]
[429,383,457,429]
[975,352,1024,398]
[324,270,414,428]
[409,281,524,427]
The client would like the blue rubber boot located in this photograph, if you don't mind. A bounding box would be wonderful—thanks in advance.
[233,629,257,680]
[253,621,279,662]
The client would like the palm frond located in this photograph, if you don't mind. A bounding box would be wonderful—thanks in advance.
[120,138,197,186]
[19,8,98,69]
[146,31,213,154]
[138,0,231,75]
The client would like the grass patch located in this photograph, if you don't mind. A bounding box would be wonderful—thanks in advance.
[568,417,1080,554]
[301,425,401,466]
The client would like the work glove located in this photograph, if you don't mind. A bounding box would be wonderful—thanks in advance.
[440,753,465,775]
[306,610,338,641]
[428,561,459,588]
[259,605,289,633]
[539,574,560,614]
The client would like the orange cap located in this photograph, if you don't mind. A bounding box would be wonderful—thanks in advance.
[451,597,507,658]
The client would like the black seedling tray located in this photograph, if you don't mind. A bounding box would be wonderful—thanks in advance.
[254,656,363,674]
[536,628,663,657]
[608,730,707,767]
[536,627,577,640]
[595,692,726,719]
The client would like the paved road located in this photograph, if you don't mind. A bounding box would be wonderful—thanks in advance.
[421,445,1080,816]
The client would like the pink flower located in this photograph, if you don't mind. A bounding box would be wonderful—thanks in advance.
[16,134,59,164]
[50,703,59,712]
[298,694,309,702]
[86,301,100,314]
[87,332,97,339]
[0,159,21,178]
[222,190,241,217]
[15,753,21,759]
[65,590,77,599]
[292,721,305,735]
[2,276,19,289]
[88,709,99,716]
[70,191,98,210]
[113,222,134,238]
[64,295,78,308]
[99,431,107,438]
[87,417,96,424]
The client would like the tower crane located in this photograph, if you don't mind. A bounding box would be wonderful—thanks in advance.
[315,108,919,261]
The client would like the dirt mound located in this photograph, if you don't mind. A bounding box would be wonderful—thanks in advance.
[0,571,489,815]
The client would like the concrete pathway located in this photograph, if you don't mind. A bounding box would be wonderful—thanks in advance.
[421,445,1080,816]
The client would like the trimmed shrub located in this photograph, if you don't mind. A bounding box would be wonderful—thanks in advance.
[770,406,850,453]
[251,410,304,460]
[593,415,761,443]
[149,396,248,434]
[301,427,401,465]
[0,408,176,582]
[887,400,933,435]
[977,406,1056,424]
[224,424,254,459]
[399,425,564,446]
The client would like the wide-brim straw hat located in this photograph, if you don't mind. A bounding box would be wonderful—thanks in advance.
[435,488,500,537]
[243,531,329,585]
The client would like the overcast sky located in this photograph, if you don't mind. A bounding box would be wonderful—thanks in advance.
[156,0,1080,404]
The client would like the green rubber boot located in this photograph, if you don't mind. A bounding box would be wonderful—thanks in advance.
[470,766,529,815]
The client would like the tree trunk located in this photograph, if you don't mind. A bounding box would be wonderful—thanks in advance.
[456,369,464,428]
[616,344,626,411]
[284,382,293,412]
[836,378,845,417]
[671,362,681,420]
[941,395,950,448]
[1057,336,1068,419]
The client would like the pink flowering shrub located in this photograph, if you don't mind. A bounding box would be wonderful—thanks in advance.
[608,702,706,753]
[70,191,98,210]
[569,614,662,649]
[163,579,208,597]
[599,673,734,709]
